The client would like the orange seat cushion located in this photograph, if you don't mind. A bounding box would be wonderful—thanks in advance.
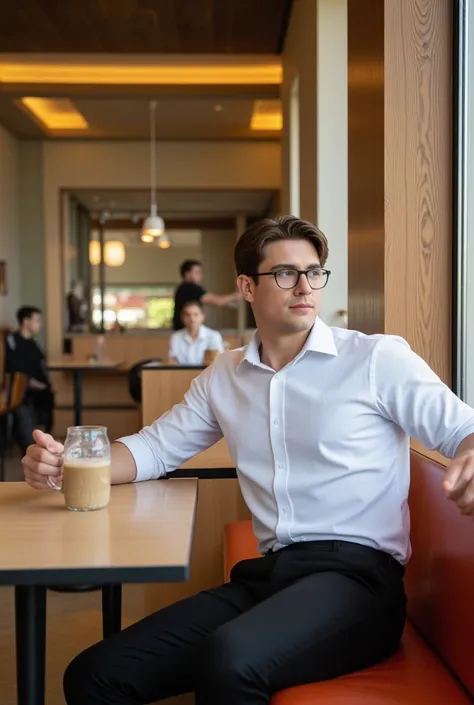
[272,623,472,704]
[224,519,260,582]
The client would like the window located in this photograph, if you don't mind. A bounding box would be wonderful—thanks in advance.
[454,1,474,403]
[91,285,175,330]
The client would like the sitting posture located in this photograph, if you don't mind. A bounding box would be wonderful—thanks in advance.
[6,306,54,454]
[168,300,224,365]
[23,216,474,705]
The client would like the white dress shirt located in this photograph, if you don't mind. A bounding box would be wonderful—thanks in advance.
[169,325,224,365]
[119,318,474,563]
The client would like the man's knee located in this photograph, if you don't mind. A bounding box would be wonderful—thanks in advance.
[63,644,111,704]
[198,624,263,690]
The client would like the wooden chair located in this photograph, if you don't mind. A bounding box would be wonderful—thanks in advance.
[0,372,28,481]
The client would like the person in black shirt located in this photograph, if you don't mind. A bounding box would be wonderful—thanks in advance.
[5,306,54,454]
[172,259,239,330]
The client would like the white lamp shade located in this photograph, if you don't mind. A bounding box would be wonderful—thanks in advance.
[89,240,101,266]
[104,241,126,267]
[141,214,165,239]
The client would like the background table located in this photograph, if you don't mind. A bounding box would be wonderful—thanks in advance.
[47,360,124,426]
[0,480,197,705]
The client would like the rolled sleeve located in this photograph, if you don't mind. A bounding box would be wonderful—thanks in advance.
[116,434,163,482]
[371,336,474,459]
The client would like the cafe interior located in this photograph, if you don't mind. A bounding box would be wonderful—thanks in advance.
[0,1,473,704]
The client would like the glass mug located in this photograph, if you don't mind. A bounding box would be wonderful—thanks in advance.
[48,426,111,511]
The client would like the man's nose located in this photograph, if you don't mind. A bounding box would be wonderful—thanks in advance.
[294,273,312,296]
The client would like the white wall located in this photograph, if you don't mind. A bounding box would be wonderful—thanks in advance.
[43,140,281,355]
[281,0,348,327]
[0,125,20,326]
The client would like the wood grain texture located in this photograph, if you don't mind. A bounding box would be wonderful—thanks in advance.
[347,0,385,335]
[0,0,292,54]
[384,0,453,384]
[348,0,453,384]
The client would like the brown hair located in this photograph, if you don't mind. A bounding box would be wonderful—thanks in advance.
[234,215,329,277]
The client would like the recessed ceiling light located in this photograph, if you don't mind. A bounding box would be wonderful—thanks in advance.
[19,97,88,130]
[214,104,223,112]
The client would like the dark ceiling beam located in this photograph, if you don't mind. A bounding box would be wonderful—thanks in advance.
[0,84,280,99]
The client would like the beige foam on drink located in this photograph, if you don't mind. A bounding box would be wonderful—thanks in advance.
[62,458,111,511]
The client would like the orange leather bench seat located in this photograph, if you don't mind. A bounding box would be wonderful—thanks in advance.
[223,451,474,704]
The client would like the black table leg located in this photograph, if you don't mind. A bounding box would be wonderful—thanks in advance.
[73,370,83,427]
[102,584,122,638]
[15,585,47,705]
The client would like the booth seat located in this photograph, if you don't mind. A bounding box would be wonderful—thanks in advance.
[224,451,474,704]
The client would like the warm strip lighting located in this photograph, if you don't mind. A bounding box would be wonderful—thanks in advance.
[20,97,88,130]
[250,100,283,130]
[1,63,282,86]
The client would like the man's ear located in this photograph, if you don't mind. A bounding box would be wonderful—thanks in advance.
[237,275,255,303]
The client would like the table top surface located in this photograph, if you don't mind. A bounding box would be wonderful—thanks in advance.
[48,359,124,370]
[0,480,197,586]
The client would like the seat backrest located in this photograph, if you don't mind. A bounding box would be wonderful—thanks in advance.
[4,372,28,409]
[406,450,474,697]
[128,359,163,403]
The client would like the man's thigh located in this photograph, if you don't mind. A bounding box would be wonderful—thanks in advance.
[64,581,255,704]
[198,567,406,697]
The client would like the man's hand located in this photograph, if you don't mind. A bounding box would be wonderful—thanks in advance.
[443,449,474,516]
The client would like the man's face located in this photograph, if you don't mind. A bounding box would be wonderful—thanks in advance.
[181,304,204,332]
[237,239,324,335]
[187,265,203,284]
[26,313,42,335]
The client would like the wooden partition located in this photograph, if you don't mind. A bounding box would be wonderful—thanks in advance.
[141,366,250,614]
[348,0,452,385]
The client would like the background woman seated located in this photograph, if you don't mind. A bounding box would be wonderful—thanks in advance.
[168,301,224,365]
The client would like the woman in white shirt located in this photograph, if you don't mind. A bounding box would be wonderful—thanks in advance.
[168,300,224,365]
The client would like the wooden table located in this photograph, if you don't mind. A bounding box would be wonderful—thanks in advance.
[0,480,198,705]
[48,360,124,426]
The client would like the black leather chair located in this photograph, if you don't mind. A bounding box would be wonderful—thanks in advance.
[128,359,163,404]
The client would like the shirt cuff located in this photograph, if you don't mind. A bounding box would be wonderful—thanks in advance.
[116,434,161,482]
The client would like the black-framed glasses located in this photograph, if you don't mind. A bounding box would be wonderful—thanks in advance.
[249,267,331,290]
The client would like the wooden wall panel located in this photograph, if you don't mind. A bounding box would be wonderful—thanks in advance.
[347,0,385,335]
[384,0,453,384]
[348,0,453,384]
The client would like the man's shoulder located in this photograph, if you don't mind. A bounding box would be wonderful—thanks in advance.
[330,326,410,358]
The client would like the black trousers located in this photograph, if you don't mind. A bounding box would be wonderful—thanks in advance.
[64,540,406,705]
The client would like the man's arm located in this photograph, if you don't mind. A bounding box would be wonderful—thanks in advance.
[116,364,223,483]
[201,291,239,307]
[372,336,474,514]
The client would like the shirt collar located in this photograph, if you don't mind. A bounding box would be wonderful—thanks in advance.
[183,326,206,344]
[238,317,338,370]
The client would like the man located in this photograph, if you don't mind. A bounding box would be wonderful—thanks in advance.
[169,300,224,365]
[22,216,474,705]
[172,258,238,330]
[6,306,54,454]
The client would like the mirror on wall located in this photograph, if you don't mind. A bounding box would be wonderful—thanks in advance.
[61,188,276,335]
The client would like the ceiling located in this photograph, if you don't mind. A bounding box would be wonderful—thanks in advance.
[0,96,281,140]
[71,188,275,219]
[0,1,293,54]
[0,2,289,141]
